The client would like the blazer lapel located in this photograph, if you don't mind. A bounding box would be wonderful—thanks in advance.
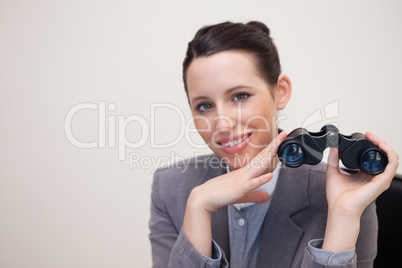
[201,156,311,265]
[256,165,310,267]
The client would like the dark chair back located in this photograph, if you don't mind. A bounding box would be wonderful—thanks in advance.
[374,173,402,267]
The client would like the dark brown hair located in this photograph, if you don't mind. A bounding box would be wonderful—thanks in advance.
[182,21,281,98]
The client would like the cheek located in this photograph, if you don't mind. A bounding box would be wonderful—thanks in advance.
[241,103,277,131]
[241,101,278,147]
[194,116,213,141]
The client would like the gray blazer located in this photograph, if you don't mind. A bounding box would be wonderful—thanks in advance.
[149,154,377,268]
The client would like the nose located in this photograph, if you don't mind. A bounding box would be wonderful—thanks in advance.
[214,104,238,133]
[214,115,234,132]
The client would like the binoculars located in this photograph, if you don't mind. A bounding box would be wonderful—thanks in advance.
[278,125,388,175]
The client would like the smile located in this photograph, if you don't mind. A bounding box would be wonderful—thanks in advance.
[220,133,251,147]
[216,132,253,154]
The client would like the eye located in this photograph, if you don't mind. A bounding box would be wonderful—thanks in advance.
[233,93,250,101]
[197,103,214,112]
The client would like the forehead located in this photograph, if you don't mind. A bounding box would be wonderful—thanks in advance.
[186,51,265,99]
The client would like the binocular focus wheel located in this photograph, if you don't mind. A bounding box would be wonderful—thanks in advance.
[360,148,388,175]
[280,142,306,168]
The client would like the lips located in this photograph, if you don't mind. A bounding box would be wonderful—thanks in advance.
[215,132,253,154]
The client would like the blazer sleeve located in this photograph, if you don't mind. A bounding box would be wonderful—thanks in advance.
[301,201,378,268]
[149,169,229,268]
[149,169,179,268]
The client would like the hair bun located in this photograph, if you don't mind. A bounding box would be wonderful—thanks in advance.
[246,21,270,36]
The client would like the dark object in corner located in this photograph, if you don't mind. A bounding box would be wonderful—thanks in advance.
[374,173,402,267]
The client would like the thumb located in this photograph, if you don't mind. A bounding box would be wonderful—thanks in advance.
[326,148,340,175]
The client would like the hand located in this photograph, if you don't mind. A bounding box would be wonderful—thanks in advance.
[182,131,287,257]
[189,131,288,213]
[322,131,399,252]
[325,131,399,217]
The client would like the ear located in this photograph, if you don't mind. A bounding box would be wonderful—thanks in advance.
[275,73,292,110]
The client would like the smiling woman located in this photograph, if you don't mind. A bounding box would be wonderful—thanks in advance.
[149,21,399,268]
[185,50,291,170]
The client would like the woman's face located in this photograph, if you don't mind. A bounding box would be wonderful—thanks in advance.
[186,50,287,170]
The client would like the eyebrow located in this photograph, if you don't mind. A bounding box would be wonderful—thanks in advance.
[190,85,250,104]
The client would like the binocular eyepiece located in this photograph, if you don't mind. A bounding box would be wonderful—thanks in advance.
[278,125,388,175]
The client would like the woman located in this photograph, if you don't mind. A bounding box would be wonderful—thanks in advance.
[149,21,399,268]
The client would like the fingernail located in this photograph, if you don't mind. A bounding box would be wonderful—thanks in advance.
[264,174,272,182]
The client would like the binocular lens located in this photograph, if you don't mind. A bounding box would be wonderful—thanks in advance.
[282,143,305,167]
[361,149,387,175]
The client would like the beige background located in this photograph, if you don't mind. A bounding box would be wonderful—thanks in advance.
[1,0,401,267]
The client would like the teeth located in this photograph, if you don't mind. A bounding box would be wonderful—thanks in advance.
[221,134,250,147]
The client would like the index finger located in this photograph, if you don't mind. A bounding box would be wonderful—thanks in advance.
[245,131,288,178]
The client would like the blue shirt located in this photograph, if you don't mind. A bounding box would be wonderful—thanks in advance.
[227,165,279,268]
[205,163,356,267]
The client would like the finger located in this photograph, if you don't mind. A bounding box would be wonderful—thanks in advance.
[365,131,383,146]
[326,147,340,176]
[363,132,399,192]
[366,132,395,159]
[366,131,399,176]
[238,172,273,199]
[246,131,288,177]
[244,172,273,192]
[254,131,288,161]
[239,191,270,204]
[366,132,399,161]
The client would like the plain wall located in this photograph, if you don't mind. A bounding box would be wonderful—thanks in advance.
[0,0,401,267]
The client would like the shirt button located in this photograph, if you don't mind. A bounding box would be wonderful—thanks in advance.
[238,218,245,226]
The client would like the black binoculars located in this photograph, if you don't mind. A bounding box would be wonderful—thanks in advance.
[278,124,388,175]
